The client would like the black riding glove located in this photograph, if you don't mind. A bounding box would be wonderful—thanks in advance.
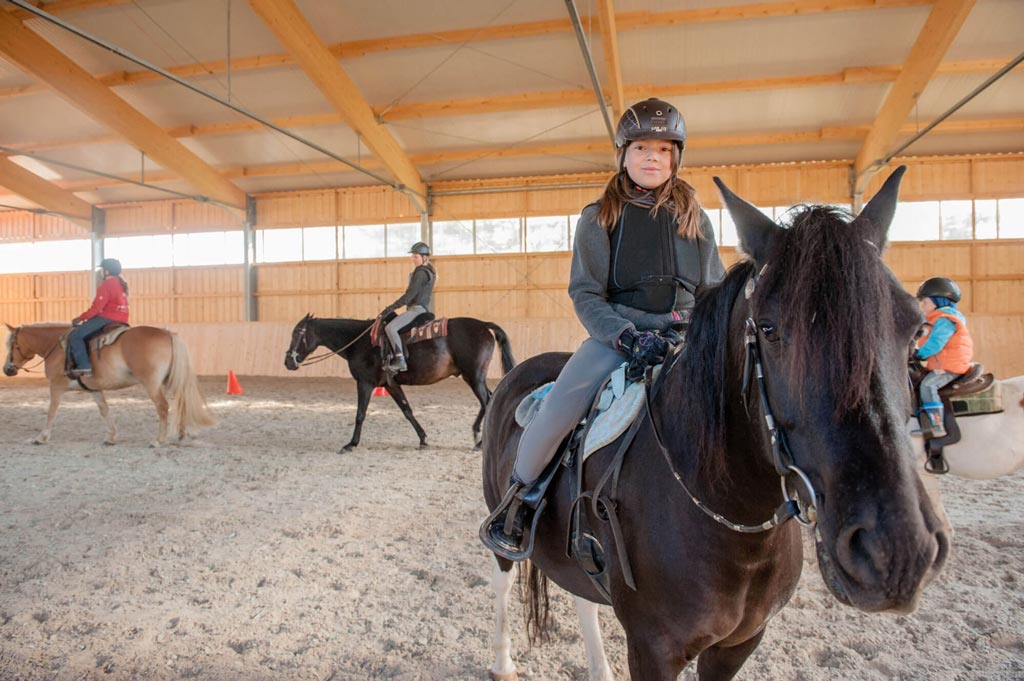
[618,328,669,382]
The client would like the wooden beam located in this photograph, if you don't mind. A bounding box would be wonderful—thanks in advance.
[0,0,935,103]
[853,0,976,193]
[9,57,1009,156]
[17,116,1019,197]
[0,10,247,208]
[596,0,625,120]
[246,0,426,202]
[0,155,93,222]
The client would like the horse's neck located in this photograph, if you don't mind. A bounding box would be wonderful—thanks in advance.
[26,325,69,350]
[316,319,370,350]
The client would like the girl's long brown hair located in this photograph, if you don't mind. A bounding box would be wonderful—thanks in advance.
[596,145,702,239]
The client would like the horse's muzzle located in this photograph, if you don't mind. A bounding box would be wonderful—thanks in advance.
[3,363,18,377]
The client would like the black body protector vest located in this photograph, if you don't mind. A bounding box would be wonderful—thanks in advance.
[607,203,700,314]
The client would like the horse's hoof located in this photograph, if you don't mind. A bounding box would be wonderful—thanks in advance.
[103,440,116,446]
[418,441,428,450]
[340,445,355,454]
[31,438,47,445]
[489,671,518,681]
[150,441,165,449]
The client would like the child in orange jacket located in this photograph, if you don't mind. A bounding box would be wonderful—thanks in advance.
[914,277,974,437]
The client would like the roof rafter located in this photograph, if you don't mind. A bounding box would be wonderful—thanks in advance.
[0,8,247,208]
[11,116,1018,198]
[0,155,93,224]
[246,0,426,203]
[596,0,625,120]
[0,0,935,103]
[6,58,1007,156]
[853,0,976,193]
[4,0,133,21]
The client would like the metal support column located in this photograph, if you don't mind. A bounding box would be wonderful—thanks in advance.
[243,196,257,321]
[90,206,105,297]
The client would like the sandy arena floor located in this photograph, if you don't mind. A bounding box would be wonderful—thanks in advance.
[0,376,1021,680]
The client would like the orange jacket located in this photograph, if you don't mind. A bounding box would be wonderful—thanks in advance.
[919,308,973,374]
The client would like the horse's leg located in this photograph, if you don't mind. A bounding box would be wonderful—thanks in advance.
[462,371,491,449]
[489,557,518,681]
[694,628,766,681]
[341,380,373,453]
[574,597,614,681]
[33,383,67,444]
[140,377,170,448]
[90,391,118,445]
[624,630,686,681]
[385,383,428,448]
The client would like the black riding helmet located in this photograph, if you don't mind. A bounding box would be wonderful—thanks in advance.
[409,242,431,257]
[99,258,122,276]
[916,277,961,303]
[614,98,687,150]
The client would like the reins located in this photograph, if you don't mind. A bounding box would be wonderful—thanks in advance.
[291,320,373,366]
[644,272,819,534]
[7,327,63,373]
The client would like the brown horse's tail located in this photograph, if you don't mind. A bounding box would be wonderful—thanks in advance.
[165,333,216,437]
[484,322,516,375]
[520,559,551,647]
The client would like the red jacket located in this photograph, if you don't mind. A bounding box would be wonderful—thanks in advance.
[80,276,129,323]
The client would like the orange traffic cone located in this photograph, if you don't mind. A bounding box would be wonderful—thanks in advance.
[226,370,244,395]
[372,386,389,398]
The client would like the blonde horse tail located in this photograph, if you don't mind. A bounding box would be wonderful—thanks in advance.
[166,332,217,437]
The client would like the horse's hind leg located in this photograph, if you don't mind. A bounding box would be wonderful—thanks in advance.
[463,372,491,449]
[141,378,170,447]
[489,556,518,681]
[33,384,67,444]
[385,383,428,448]
[694,628,766,681]
[90,392,118,445]
[575,597,614,681]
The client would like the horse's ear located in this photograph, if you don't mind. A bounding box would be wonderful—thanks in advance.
[714,176,781,266]
[4,323,13,332]
[852,165,907,252]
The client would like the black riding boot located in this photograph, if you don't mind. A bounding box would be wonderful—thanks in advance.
[480,474,542,562]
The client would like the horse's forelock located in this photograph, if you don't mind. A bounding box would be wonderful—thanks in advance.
[760,206,894,417]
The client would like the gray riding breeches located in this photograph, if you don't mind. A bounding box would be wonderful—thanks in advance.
[385,305,427,355]
[512,337,627,484]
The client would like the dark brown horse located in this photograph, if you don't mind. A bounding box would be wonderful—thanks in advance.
[284,314,515,452]
[4,322,215,447]
[481,167,950,680]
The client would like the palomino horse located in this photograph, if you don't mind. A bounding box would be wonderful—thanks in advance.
[3,322,215,447]
[481,167,949,680]
[284,314,515,452]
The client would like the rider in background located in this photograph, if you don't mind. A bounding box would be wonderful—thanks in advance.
[914,276,974,438]
[382,242,436,373]
[68,257,129,378]
[481,98,726,560]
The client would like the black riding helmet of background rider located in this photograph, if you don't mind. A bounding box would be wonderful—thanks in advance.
[916,276,961,303]
[99,258,122,276]
[409,242,431,257]
[614,98,687,169]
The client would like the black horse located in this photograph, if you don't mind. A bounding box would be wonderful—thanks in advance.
[285,314,515,452]
[481,167,950,680]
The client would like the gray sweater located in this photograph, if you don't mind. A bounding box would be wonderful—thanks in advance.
[391,265,435,314]
[569,203,726,346]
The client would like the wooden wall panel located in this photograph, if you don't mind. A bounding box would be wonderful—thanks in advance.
[173,201,241,231]
[103,202,174,236]
[972,156,1024,198]
[35,214,88,240]
[0,211,34,242]
[337,186,419,224]
[257,189,336,227]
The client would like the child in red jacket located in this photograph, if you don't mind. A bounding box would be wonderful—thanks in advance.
[68,258,130,377]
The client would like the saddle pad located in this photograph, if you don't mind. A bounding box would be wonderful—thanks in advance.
[950,380,1003,416]
[60,325,131,353]
[515,363,655,460]
[371,317,449,348]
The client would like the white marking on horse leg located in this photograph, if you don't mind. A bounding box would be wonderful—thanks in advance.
[91,391,117,445]
[489,557,518,681]
[575,596,615,681]
[34,386,65,444]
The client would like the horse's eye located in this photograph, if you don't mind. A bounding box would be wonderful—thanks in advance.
[759,322,779,342]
